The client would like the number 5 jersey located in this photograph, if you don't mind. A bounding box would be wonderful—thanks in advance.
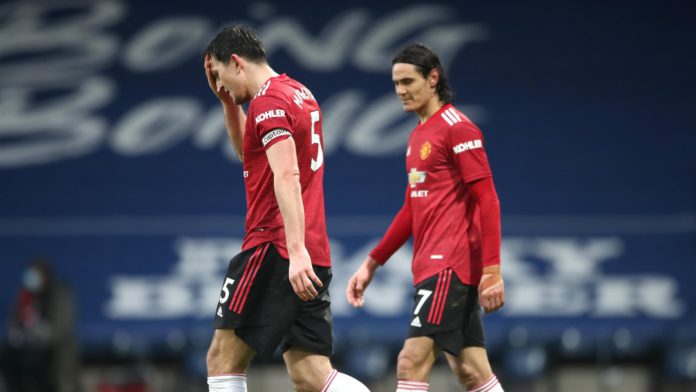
[241,74,330,267]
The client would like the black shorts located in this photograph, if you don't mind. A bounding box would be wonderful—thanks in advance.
[214,242,333,357]
[407,268,485,356]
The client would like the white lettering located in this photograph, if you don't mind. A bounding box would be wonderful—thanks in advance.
[255,109,286,124]
[353,6,488,72]
[318,90,361,154]
[593,278,638,317]
[536,238,622,279]
[500,239,538,279]
[453,139,482,154]
[500,237,685,318]
[0,1,124,86]
[123,17,212,72]
[292,87,315,108]
[105,277,197,318]
[594,277,684,318]
[410,190,429,198]
[173,238,240,278]
[193,106,225,149]
[634,277,684,317]
[104,236,685,320]
[345,93,413,156]
[505,276,685,319]
[0,4,487,168]
[111,98,201,155]
[505,281,590,316]
[261,129,291,146]
[328,239,414,317]
[260,10,369,71]
[105,238,242,319]
[0,78,113,168]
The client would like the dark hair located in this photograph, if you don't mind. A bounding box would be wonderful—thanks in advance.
[392,43,454,104]
[205,25,266,64]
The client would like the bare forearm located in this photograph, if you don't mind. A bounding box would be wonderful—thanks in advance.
[274,172,305,255]
[363,256,380,273]
[223,103,245,161]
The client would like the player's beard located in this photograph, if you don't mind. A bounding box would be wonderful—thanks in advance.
[233,92,251,105]
[400,99,419,113]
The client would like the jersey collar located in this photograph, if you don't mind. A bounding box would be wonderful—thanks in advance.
[415,103,453,130]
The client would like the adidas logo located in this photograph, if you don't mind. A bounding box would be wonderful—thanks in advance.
[411,316,422,328]
[217,306,223,317]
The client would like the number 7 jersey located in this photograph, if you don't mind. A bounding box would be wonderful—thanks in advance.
[406,104,493,285]
[241,74,330,267]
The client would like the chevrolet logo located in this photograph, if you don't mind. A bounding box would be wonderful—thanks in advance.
[408,168,426,188]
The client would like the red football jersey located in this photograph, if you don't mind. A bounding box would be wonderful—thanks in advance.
[405,104,493,285]
[240,74,330,267]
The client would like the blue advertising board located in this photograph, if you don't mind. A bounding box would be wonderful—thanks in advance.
[1,0,695,358]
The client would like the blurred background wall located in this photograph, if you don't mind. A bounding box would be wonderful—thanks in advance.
[0,0,695,391]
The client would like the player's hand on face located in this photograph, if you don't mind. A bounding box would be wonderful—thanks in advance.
[204,54,234,104]
[478,265,505,314]
[346,256,377,308]
[288,247,323,301]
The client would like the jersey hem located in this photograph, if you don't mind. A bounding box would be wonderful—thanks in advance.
[412,267,479,287]
[462,171,492,184]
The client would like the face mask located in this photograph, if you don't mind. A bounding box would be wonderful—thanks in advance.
[23,268,43,292]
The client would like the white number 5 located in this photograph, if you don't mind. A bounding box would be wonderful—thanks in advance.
[310,110,323,171]
[219,278,235,304]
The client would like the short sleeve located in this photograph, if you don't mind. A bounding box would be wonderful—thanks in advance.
[448,123,492,183]
[251,96,294,150]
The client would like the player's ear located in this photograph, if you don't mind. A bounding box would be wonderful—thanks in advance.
[428,68,439,88]
[231,54,244,73]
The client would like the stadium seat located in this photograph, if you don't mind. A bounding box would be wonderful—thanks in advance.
[503,325,550,380]
[663,345,696,380]
[503,346,548,380]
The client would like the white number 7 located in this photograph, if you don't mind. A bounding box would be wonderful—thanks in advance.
[309,110,323,171]
[414,289,432,315]
[219,278,235,304]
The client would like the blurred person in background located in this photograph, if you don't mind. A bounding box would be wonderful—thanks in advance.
[203,25,370,392]
[347,44,506,392]
[2,258,78,392]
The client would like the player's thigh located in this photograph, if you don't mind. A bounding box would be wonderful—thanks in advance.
[444,346,493,387]
[397,336,440,380]
[216,243,301,356]
[408,269,481,356]
[280,267,334,357]
[207,329,255,375]
[283,347,333,392]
